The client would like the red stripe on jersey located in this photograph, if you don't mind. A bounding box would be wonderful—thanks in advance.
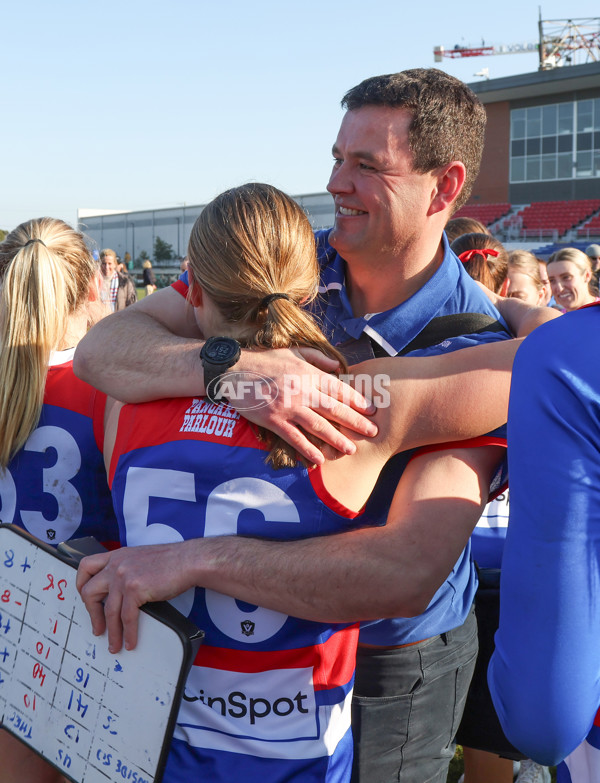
[92,391,107,452]
[193,624,359,690]
[172,278,189,298]
[594,707,600,727]
[410,434,507,460]
[308,467,363,519]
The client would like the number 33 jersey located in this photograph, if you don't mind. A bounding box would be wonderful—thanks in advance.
[1,350,119,549]
[108,395,364,783]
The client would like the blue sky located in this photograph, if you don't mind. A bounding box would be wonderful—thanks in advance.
[2,0,599,230]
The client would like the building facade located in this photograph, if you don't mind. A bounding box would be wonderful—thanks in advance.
[78,192,335,269]
[469,61,600,205]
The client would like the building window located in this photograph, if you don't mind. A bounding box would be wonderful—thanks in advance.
[510,99,600,183]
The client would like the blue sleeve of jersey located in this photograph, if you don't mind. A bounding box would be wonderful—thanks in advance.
[488,311,600,765]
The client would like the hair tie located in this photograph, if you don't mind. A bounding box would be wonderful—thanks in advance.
[260,293,291,308]
[458,248,499,263]
[24,238,46,248]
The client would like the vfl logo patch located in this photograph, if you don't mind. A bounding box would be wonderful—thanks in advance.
[46,529,56,541]
[241,620,255,637]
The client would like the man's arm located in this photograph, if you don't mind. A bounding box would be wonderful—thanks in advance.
[75,287,377,464]
[77,444,504,652]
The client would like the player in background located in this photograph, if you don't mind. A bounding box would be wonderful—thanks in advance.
[0,218,120,783]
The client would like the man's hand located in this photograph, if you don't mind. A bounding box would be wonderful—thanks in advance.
[233,346,377,465]
[76,543,195,654]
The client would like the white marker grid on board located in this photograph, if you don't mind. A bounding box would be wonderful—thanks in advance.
[0,527,187,783]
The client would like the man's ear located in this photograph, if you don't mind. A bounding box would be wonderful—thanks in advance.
[187,266,203,308]
[428,161,467,217]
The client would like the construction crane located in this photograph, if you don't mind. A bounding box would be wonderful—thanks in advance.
[434,13,600,71]
[434,42,537,60]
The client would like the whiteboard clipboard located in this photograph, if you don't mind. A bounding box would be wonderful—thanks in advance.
[0,524,203,783]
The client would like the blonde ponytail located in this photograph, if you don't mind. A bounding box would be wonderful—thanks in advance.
[241,295,349,468]
[0,218,97,467]
[187,183,348,468]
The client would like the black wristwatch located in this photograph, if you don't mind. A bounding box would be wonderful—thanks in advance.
[200,336,241,402]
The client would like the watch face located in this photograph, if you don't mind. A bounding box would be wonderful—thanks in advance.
[204,338,239,364]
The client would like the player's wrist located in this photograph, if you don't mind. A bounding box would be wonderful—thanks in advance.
[199,336,241,402]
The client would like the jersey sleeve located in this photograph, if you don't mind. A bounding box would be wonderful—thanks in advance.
[171,269,189,298]
[488,313,600,765]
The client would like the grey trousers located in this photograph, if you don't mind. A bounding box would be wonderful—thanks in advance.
[350,605,478,783]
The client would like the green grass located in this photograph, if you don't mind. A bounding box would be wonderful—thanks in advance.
[447,745,464,782]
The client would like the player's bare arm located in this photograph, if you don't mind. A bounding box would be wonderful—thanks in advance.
[475,282,561,336]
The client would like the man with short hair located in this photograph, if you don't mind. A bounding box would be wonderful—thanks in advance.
[100,248,137,311]
[311,69,508,782]
[75,69,553,782]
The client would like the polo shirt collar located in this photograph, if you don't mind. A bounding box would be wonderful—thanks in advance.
[319,234,459,355]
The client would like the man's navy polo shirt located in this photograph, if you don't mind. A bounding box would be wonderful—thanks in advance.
[313,229,511,645]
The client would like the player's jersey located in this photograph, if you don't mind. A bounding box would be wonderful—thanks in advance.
[1,349,118,549]
[109,396,364,782]
[312,230,509,645]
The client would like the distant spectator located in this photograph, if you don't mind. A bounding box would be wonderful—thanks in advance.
[445,216,490,243]
[547,247,599,313]
[142,259,157,296]
[506,250,546,307]
[450,232,508,294]
[100,248,137,311]
[180,255,189,273]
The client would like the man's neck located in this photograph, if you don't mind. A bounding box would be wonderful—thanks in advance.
[345,240,445,317]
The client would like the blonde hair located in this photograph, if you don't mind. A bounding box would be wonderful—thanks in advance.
[548,247,596,295]
[0,218,98,467]
[508,250,543,290]
[187,183,348,467]
[548,247,592,274]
